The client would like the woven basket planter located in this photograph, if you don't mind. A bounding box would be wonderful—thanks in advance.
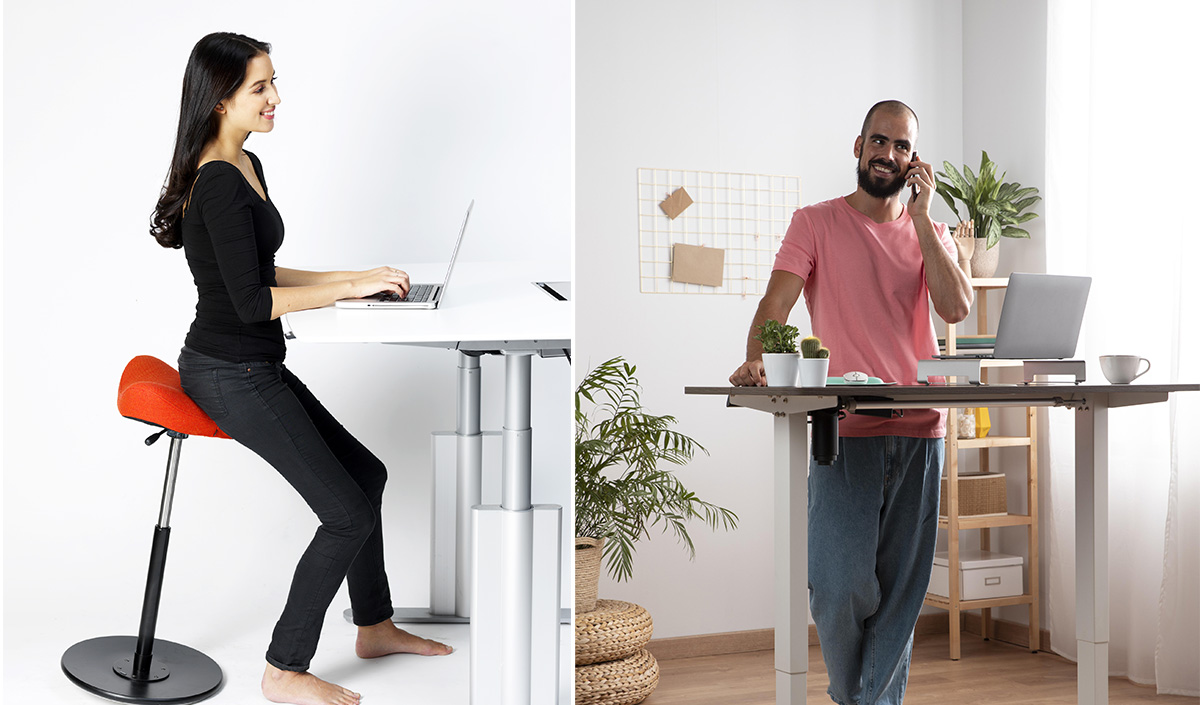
[575,536,604,614]
[575,648,659,705]
[576,599,654,665]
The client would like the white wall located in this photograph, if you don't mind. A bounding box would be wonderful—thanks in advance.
[2,0,571,687]
[577,0,964,639]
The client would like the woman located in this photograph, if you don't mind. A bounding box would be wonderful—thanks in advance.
[151,32,451,705]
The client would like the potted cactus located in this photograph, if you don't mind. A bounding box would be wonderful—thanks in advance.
[798,335,831,388]
[756,319,800,386]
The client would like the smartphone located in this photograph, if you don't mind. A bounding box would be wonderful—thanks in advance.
[910,151,919,200]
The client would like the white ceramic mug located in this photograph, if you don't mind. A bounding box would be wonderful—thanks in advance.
[1099,355,1151,384]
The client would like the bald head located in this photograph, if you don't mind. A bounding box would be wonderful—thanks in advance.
[860,100,919,139]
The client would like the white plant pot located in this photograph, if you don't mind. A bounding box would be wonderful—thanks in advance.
[798,358,830,387]
[970,239,1000,278]
[761,353,800,387]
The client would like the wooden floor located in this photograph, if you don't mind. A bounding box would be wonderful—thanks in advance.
[642,632,1193,704]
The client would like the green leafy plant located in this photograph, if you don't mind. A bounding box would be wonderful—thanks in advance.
[755,319,800,354]
[800,335,830,359]
[935,151,1041,250]
[575,357,738,582]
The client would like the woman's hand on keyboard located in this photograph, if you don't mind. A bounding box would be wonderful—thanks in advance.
[348,266,410,299]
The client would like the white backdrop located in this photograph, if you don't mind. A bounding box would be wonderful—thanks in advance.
[2,1,572,702]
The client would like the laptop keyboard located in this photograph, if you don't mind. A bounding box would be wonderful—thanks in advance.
[376,284,435,303]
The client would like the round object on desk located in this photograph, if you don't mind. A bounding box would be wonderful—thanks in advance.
[575,648,659,705]
[575,599,653,665]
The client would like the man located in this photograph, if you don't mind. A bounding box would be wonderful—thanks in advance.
[730,100,973,705]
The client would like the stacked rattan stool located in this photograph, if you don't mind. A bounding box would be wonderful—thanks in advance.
[575,596,658,704]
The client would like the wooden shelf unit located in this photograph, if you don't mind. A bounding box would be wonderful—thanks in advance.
[931,276,1041,661]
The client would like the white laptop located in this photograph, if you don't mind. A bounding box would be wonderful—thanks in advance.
[936,272,1092,359]
[336,201,473,309]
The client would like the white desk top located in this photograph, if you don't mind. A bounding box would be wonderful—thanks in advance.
[282,261,571,353]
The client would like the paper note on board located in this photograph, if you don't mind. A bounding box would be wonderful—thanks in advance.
[659,187,694,220]
[671,243,724,287]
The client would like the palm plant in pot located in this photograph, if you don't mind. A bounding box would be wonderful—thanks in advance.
[935,150,1041,278]
[756,319,800,387]
[575,357,738,610]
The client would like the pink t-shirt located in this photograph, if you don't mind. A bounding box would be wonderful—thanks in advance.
[772,196,956,438]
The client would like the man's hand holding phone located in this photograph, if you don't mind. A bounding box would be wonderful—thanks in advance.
[906,151,935,218]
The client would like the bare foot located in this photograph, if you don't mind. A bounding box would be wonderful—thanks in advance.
[261,663,361,705]
[355,619,454,659]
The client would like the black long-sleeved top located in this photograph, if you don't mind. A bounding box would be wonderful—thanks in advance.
[181,151,286,362]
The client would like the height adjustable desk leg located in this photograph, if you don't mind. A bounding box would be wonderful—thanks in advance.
[776,413,809,705]
[1076,396,1110,705]
[454,352,483,618]
[471,352,559,705]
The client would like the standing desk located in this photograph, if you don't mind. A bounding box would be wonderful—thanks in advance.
[685,382,1198,705]
[284,261,571,705]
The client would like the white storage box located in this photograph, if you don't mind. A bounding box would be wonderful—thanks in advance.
[929,550,1023,600]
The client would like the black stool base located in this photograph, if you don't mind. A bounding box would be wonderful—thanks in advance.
[62,636,222,704]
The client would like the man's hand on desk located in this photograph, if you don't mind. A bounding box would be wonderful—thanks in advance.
[730,359,767,387]
[347,266,411,299]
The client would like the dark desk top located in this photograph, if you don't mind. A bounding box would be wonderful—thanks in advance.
[685,383,1200,410]
[686,383,1198,398]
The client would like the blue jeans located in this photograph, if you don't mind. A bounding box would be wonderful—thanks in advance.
[808,436,943,705]
[177,347,395,672]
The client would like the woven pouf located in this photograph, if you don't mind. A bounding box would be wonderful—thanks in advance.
[575,648,659,705]
[576,599,654,665]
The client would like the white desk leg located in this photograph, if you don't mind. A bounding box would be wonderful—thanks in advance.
[1076,396,1109,705]
[776,413,809,705]
[471,352,538,705]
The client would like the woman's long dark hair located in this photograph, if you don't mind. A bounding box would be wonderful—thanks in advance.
[151,32,271,249]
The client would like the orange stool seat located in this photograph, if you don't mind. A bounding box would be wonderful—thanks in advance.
[118,355,229,439]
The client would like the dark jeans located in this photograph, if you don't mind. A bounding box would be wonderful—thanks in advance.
[178,346,394,672]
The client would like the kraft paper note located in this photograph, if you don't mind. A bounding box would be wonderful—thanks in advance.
[671,243,724,287]
[659,187,694,220]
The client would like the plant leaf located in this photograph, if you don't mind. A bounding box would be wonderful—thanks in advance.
[1011,195,1041,214]
[1001,226,1031,239]
[935,185,961,220]
[939,162,970,195]
[986,218,1002,249]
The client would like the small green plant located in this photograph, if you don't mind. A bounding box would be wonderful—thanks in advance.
[755,319,800,354]
[576,357,738,582]
[935,151,1041,251]
[800,335,830,359]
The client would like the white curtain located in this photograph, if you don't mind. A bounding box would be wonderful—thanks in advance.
[1045,0,1199,695]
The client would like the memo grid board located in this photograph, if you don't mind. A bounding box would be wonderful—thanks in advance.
[638,167,801,295]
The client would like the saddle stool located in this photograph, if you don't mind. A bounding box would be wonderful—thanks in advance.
[62,355,229,703]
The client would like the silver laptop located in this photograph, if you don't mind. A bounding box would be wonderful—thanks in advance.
[336,201,473,309]
[937,272,1091,359]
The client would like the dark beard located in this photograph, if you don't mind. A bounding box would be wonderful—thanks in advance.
[856,159,906,199]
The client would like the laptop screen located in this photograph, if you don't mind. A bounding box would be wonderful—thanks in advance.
[439,200,474,293]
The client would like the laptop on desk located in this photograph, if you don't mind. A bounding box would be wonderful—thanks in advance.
[936,272,1092,360]
[335,200,473,309]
